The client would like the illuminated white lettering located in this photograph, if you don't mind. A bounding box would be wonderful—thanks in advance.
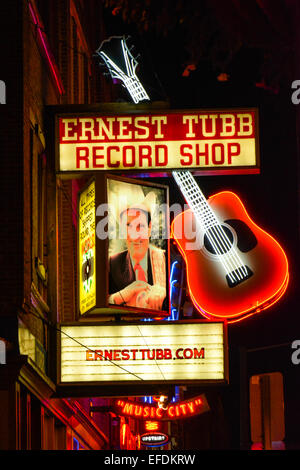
[237,113,253,136]
[63,118,78,141]
[79,118,96,141]
[198,114,218,137]
[182,115,198,137]
[134,116,150,139]
[151,116,167,138]
[117,117,133,139]
[96,117,116,140]
[220,114,236,136]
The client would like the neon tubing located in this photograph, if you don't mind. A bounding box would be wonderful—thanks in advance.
[28,2,64,95]
[172,171,240,282]
[173,171,248,283]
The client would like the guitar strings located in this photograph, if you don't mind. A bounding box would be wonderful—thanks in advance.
[180,171,247,280]
[99,49,149,104]
[173,171,238,281]
[184,192,243,282]
[173,171,248,283]
[188,189,240,282]
[179,172,248,282]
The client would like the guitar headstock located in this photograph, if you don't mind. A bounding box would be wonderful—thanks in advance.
[95,35,150,104]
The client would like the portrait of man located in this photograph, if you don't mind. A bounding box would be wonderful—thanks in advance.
[107,179,168,312]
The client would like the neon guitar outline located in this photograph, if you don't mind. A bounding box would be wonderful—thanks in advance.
[95,35,150,104]
[171,170,289,323]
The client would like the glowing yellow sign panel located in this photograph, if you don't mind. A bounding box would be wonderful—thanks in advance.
[78,180,96,315]
[58,110,259,174]
[60,322,226,384]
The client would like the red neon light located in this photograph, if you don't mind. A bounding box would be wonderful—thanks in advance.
[152,396,160,402]
[145,421,160,431]
[28,2,64,95]
[171,191,289,323]
[121,423,127,446]
[115,395,208,421]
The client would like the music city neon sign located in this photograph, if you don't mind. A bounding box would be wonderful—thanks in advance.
[115,394,209,421]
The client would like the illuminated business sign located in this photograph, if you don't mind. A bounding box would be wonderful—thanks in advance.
[78,180,96,315]
[57,109,259,174]
[140,433,169,447]
[171,170,289,323]
[115,394,209,421]
[59,322,227,385]
[76,174,169,318]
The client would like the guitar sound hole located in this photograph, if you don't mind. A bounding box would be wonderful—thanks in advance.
[204,225,234,255]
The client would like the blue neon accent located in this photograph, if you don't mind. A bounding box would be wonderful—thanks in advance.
[142,260,180,323]
[144,441,169,448]
[142,261,182,403]
[169,261,180,321]
[73,437,80,450]
[143,396,153,404]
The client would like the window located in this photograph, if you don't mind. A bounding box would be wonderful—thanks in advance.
[249,372,285,450]
[31,127,48,299]
[70,0,92,104]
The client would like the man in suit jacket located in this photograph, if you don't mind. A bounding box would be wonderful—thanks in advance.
[108,204,166,310]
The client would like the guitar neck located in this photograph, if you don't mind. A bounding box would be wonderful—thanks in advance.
[172,170,219,230]
[122,75,149,104]
[172,170,252,286]
[98,39,150,104]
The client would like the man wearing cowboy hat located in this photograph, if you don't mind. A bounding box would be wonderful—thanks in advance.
[108,192,166,311]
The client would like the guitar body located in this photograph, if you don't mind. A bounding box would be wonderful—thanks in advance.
[171,191,289,322]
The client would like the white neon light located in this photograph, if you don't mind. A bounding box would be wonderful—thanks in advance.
[98,37,150,104]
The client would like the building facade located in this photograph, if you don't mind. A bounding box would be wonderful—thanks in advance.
[0,0,131,450]
[1,0,300,452]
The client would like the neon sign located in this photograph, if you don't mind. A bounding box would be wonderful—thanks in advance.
[28,2,64,95]
[115,394,209,421]
[171,171,289,323]
[145,421,160,431]
[141,433,169,447]
[95,36,149,104]
[60,322,227,385]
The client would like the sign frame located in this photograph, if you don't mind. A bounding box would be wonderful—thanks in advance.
[56,320,228,397]
[76,173,170,319]
[140,432,169,447]
[53,104,260,177]
[77,177,97,316]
